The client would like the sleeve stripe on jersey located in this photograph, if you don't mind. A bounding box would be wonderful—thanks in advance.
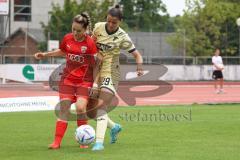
[128,48,136,53]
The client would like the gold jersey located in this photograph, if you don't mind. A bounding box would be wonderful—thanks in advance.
[93,22,136,79]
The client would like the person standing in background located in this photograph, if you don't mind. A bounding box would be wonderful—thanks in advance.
[212,48,224,94]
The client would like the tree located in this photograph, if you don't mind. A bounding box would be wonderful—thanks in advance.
[120,0,170,32]
[39,0,114,50]
[119,0,136,29]
[168,0,240,56]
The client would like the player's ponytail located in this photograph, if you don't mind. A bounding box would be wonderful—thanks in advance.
[108,4,123,20]
[81,12,92,34]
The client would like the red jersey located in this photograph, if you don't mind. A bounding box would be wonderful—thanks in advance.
[60,33,97,84]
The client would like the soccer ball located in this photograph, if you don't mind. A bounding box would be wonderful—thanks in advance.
[75,125,95,145]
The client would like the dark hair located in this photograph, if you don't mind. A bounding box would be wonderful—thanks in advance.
[108,4,123,20]
[73,12,92,32]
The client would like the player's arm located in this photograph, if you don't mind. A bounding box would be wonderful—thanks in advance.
[213,63,220,70]
[213,63,221,70]
[123,33,144,76]
[93,53,103,85]
[131,50,144,76]
[90,53,102,98]
[89,33,101,85]
[35,34,68,60]
[34,49,65,60]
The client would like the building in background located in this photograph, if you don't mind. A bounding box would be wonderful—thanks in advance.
[1,0,66,40]
[0,0,179,64]
[1,28,47,64]
[1,0,119,38]
[0,0,67,63]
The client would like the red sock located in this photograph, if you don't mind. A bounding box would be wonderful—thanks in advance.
[77,119,87,127]
[54,120,68,145]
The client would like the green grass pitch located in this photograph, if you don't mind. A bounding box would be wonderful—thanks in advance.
[0,104,240,160]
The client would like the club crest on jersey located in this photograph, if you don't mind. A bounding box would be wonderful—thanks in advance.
[81,46,87,53]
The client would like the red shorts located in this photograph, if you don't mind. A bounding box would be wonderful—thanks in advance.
[59,79,93,103]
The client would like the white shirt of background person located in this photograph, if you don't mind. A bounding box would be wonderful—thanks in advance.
[212,55,223,70]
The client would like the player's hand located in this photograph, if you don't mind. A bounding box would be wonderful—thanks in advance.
[34,52,46,60]
[136,63,144,76]
[89,86,99,99]
[137,68,144,76]
[216,66,223,71]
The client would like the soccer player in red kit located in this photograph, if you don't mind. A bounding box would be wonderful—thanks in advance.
[34,13,97,149]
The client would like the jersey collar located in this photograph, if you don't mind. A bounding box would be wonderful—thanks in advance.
[105,23,119,35]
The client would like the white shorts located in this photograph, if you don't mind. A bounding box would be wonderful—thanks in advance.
[99,76,119,95]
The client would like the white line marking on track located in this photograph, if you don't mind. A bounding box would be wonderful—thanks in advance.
[138,99,177,102]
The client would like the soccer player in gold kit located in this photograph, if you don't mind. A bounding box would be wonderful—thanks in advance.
[90,5,144,151]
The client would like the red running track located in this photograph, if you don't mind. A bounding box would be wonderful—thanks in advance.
[0,82,239,105]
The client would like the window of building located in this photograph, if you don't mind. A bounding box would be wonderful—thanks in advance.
[14,0,31,22]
